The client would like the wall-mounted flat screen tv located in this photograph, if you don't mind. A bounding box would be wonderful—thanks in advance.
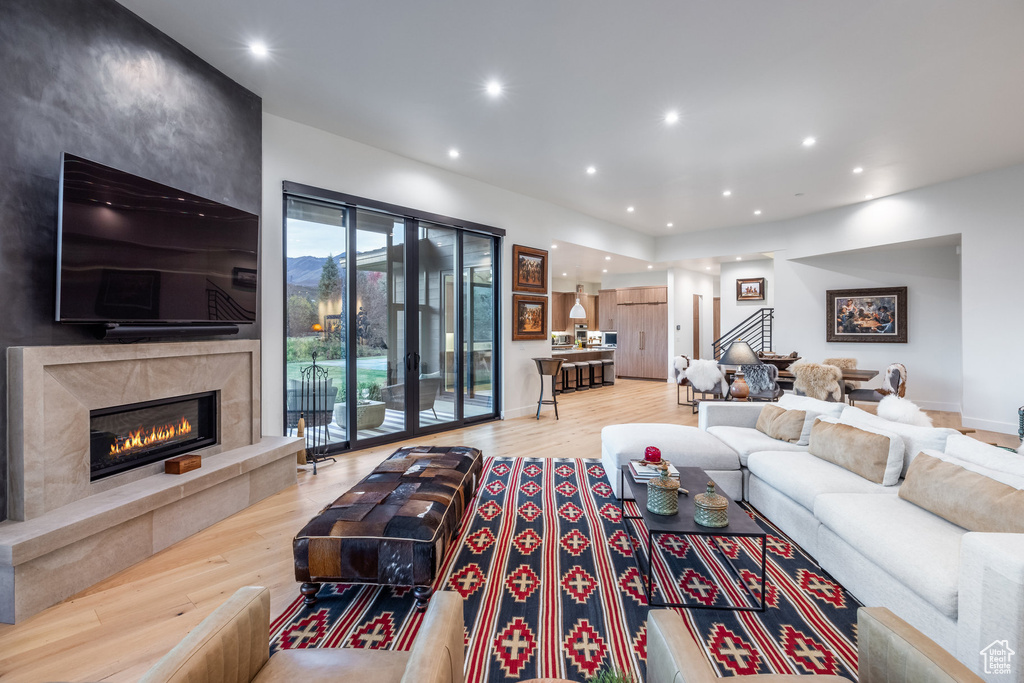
[56,153,259,324]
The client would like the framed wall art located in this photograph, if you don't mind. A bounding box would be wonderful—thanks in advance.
[512,244,548,294]
[736,277,766,301]
[512,294,548,340]
[826,286,908,343]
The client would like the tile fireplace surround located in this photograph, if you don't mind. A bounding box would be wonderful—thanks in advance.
[0,340,302,623]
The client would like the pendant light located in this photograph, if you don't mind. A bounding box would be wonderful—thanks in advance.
[569,267,586,318]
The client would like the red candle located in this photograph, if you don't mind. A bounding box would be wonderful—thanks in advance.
[645,446,661,463]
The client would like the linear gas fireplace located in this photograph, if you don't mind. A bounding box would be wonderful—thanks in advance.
[89,391,218,481]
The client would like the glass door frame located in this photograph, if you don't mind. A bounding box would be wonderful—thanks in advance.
[282,181,503,453]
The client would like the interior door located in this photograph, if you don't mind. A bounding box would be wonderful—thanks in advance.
[643,302,668,379]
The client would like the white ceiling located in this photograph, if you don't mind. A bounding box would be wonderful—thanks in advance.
[118,0,1024,238]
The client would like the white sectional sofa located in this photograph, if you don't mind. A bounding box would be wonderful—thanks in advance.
[604,396,1024,681]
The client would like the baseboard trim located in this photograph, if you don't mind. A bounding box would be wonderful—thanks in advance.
[961,416,1018,435]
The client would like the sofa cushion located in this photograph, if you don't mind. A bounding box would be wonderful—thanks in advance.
[839,406,958,476]
[811,418,905,486]
[899,453,1024,533]
[746,451,897,513]
[942,434,1024,477]
[814,494,965,619]
[778,394,846,445]
[755,404,804,443]
[706,426,807,466]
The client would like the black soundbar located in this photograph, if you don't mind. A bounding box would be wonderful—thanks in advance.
[97,323,241,340]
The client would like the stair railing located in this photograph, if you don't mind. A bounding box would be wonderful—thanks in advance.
[712,307,774,359]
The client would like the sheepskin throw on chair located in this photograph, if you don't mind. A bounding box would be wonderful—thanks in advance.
[685,359,726,393]
[791,362,844,402]
[742,364,773,393]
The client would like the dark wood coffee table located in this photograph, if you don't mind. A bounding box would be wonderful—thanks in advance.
[619,465,767,611]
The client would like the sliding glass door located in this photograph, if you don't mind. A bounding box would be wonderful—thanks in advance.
[283,185,501,453]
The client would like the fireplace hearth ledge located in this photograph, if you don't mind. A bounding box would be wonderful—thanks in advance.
[0,435,302,624]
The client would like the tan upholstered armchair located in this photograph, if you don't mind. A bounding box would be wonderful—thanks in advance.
[647,606,982,683]
[139,587,465,683]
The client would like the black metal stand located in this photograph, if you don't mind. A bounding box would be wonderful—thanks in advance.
[301,352,335,474]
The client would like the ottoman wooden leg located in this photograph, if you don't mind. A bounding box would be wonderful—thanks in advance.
[301,582,322,607]
[413,585,433,612]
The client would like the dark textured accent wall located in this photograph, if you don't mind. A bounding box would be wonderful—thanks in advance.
[0,0,263,520]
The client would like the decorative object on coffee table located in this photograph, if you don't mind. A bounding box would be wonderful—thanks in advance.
[292,445,482,611]
[718,339,762,400]
[647,467,680,516]
[826,285,908,343]
[645,445,662,464]
[694,480,729,528]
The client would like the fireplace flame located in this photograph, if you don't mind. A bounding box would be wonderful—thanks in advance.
[109,416,193,457]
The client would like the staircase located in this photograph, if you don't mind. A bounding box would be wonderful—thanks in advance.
[712,307,774,359]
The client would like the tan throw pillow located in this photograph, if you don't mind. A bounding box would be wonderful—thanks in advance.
[808,420,900,485]
[755,404,805,444]
[899,453,1024,533]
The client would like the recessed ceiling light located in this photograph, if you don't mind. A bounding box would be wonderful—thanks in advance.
[647,265,653,269]
[249,41,268,58]
[865,194,874,200]
[722,190,732,197]
[551,244,557,249]
[448,148,460,159]
[605,256,611,261]
[736,257,742,261]
[562,272,567,277]
[602,269,608,273]
[802,136,816,147]
[586,165,596,175]
[705,266,711,270]
[853,167,864,174]
[626,206,635,213]
[485,80,502,97]
[664,110,679,125]
[754,210,762,215]
[666,222,673,228]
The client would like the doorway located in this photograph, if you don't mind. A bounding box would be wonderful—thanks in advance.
[283,185,502,453]
[692,294,702,360]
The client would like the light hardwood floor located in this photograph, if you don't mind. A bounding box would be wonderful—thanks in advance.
[0,380,1015,682]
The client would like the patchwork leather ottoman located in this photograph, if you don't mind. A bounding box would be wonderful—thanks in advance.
[293,445,482,609]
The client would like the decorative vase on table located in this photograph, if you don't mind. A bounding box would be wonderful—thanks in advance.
[645,446,661,464]
[694,480,729,527]
[647,467,679,516]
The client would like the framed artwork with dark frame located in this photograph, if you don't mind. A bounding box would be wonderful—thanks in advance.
[736,277,766,301]
[826,286,908,343]
[512,294,548,340]
[512,244,548,294]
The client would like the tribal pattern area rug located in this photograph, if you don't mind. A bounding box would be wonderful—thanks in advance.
[271,457,860,681]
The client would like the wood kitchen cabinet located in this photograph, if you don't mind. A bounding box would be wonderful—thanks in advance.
[551,292,569,332]
[598,289,617,330]
[614,286,667,379]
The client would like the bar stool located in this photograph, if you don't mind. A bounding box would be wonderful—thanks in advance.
[532,357,564,419]
[588,360,604,387]
[561,363,577,393]
[602,358,615,385]
[576,363,591,390]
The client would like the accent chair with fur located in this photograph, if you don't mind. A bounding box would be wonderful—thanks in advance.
[791,362,844,402]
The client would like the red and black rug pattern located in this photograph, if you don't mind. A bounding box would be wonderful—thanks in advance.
[270,457,860,681]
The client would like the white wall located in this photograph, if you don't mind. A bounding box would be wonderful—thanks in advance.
[655,162,1024,432]
[551,278,599,294]
[774,242,962,412]
[670,268,716,361]
[261,114,656,432]
[718,258,775,334]
[600,270,669,289]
